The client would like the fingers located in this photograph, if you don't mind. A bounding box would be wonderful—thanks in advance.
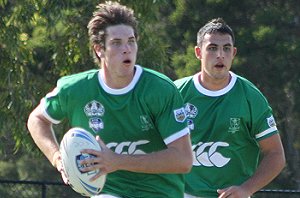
[52,151,61,168]
[79,159,106,181]
[61,170,69,184]
[80,135,105,154]
[217,186,249,198]
[80,148,100,156]
[218,188,231,198]
[89,170,105,181]
[79,135,108,181]
[56,159,69,184]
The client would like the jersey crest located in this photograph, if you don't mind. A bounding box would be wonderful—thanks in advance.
[84,100,105,132]
[84,100,105,117]
[140,115,154,131]
[89,117,104,132]
[228,118,240,134]
[184,103,198,130]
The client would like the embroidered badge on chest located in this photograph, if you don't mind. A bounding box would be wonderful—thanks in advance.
[140,115,153,131]
[184,103,198,130]
[228,118,240,134]
[84,100,105,132]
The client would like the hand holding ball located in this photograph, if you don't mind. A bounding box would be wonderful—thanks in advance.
[60,128,106,197]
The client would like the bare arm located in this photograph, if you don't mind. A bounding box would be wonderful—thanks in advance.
[81,134,193,179]
[27,104,60,167]
[218,133,286,198]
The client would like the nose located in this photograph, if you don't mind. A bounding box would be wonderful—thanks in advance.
[217,49,224,59]
[123,44,131,54]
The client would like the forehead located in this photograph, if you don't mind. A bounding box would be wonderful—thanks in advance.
[105,24,135,40]
[202,33,233,46]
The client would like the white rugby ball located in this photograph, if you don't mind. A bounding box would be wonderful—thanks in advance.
[60,127,106,197]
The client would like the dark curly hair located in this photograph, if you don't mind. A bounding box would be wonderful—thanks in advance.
[87,1,138,64]
[197,18,235,47]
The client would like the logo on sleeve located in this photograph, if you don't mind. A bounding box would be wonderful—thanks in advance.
[267,115,276,127]
[174,107,186,123]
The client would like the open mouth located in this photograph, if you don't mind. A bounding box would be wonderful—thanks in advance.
[123,59,131,64]
[215,64,225,68]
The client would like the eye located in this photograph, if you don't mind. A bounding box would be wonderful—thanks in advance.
[223,46,231,52]
[208,46,217,51]
[128,38,136,45]
[111,40,122,46]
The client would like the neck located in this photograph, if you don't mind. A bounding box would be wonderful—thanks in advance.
[101,67,136,89]
[198,72,231,91]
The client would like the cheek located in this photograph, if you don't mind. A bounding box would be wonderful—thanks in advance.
[105,48,119,59]
[203,53,215,61]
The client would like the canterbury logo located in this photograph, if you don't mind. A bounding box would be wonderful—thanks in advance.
[106,140,149,154]
[192,142,231,167]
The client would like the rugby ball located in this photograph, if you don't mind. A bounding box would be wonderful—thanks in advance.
[60,127,106,197]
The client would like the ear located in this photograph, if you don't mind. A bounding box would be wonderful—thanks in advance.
[233,47,237,57]
[93,44,104,59]
[195,46,202,60]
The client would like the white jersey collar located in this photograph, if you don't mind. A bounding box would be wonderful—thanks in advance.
[98,65,143,95]
[193,71,237,97]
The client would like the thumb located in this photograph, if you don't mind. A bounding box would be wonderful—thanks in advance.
[96,135,106,149]
[217,188,225,194]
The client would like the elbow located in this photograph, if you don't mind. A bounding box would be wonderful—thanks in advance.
[27,112,34,133]
[279,152,286,171]
[179,152,193,173]
[27,105,51,134]
[276,145,286,172]
[181,163,192,173]
[27,110,40,134]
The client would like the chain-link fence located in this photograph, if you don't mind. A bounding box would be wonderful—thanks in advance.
[254,189,300,198]
[1,180,300,198]
[0,180,81,198]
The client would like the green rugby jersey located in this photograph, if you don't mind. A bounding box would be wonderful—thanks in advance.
[41,65,189,198]
[174,72,278,197]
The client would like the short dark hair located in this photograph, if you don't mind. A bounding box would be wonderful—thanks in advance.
[197,18,235,46]
[87,1,138,63]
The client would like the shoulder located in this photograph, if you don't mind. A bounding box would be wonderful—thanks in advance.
[57,69,98,89]
[174,76,194,90]
[141,67,178,90]
[235,74,269,104]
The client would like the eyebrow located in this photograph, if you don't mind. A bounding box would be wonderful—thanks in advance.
[207,43,232,47]
[109,36,136,43]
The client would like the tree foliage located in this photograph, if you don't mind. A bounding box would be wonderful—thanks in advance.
[0,0,299,191]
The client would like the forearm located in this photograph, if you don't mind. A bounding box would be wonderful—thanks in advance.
[27,106,59,166]
[116,145,191,173]
[84,135,193,174]
[240,147,285,195]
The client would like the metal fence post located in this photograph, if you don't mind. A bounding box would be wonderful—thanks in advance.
[42,183,47,198]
